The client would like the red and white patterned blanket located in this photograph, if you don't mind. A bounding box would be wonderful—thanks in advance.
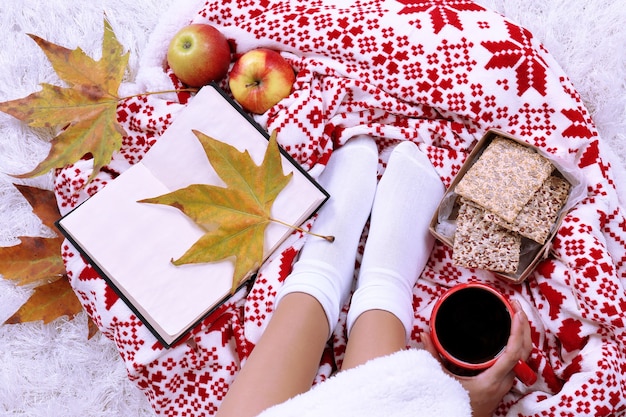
[55,0,626,415]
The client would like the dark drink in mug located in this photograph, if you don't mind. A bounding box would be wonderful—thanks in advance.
[429,282,536,385]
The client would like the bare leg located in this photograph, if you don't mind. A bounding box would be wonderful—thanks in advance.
[342,309,406,370]
[216,293,328,417]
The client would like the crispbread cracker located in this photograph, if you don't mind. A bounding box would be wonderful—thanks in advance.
[484,175,570,244]
[453,199,521,273]
[455,137,554,222]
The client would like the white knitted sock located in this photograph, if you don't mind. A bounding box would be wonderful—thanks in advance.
[274,136,378,337]
[347,141,445,339]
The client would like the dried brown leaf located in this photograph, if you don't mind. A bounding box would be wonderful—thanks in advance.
[0,186,65,286]
[1,185,94,336]
[4,277,83,324]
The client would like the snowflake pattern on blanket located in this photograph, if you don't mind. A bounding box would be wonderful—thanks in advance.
[55,0,626,415]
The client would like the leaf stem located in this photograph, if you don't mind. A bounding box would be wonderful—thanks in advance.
[270,217,335,243]
[119,88,200,102]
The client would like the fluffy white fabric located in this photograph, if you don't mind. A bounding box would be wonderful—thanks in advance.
[0,0,624,416]
[0,1,174,415]
[257,349,471,417]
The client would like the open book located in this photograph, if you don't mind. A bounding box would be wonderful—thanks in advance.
[56,85,329,347]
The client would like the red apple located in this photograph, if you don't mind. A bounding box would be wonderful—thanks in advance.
[167,24,231,87]
[228,48,296,114]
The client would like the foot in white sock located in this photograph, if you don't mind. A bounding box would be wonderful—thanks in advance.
[347,140,445,339]
[275,135,379,338]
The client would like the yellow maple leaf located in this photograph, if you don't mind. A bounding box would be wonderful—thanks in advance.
[0,19,128,182]
[140,130,293,293]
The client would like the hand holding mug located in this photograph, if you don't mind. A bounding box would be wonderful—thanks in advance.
[422,283,535,416]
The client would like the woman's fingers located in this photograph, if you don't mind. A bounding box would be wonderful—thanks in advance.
[514,299,533,355]
[420,331,440,359]
[481,299,532,382]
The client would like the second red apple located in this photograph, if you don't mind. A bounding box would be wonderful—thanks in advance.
[228,49,296,114]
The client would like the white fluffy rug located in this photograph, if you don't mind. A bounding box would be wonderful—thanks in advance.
[0,0,624,415]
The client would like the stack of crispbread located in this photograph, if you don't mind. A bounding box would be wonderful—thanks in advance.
[452,137,570,273]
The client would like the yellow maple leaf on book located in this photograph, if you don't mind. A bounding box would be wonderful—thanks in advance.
[140,130,293,293]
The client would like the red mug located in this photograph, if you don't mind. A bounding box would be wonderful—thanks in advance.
[429,282,536,386]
